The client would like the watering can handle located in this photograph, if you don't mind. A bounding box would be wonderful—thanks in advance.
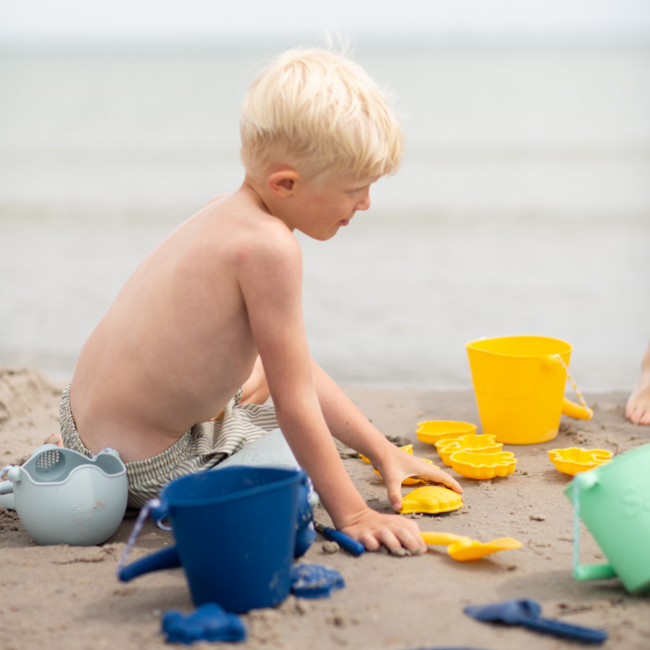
[546,355,593,421]
[571,474,617,583]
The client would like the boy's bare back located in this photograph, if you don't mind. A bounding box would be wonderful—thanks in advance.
[71,189,293,462]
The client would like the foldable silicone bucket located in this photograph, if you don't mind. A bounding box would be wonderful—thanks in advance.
[153,467,302,612]
[564,444,650,594]
[466,336,592,444]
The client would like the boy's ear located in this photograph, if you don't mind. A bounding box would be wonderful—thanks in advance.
[267,170,300,198]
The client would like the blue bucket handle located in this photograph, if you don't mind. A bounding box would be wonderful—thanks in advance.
[116,497,170,579]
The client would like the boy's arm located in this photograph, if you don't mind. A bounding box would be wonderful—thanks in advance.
[311,361,463,510]
[237,226,425,552]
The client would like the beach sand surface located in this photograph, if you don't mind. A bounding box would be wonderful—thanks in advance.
[1,367,649,650]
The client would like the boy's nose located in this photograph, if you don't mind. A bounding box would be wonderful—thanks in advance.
[357,193,371,211]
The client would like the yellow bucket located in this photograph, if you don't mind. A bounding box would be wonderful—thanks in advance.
[466,335,592,445]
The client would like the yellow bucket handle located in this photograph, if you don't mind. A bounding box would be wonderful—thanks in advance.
[548,354,593,421]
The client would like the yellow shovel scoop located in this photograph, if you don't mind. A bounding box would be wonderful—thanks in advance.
[421,531,522,562]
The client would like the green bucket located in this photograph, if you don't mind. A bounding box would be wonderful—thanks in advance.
[564,443,650,594]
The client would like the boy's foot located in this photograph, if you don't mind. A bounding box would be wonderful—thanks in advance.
[43,432,64,447]
[625,373,650,425]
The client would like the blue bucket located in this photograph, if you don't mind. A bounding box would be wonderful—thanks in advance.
[126,466,304,612]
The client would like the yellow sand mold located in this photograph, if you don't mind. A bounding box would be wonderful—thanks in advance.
[450,450,517,479]
[416,421,477,446]
[436,434,503,467]
[548,447,612,476]
[399,485,463,514]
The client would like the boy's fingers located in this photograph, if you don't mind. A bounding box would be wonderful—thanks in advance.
[358,532,381,552]
[394,525,426,553]
[422,467,463,495]
[375,528,402,553]
[384,477,403,511]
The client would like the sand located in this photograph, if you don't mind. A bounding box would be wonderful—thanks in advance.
[1,367,649,650]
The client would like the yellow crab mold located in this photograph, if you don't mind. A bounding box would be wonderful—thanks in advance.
[548,447,612,476]
[373,458,435,485]
[449,450,517,480]
[399,485,463,514]
[415,421,477,446]
[436,434,503,467]
[360,444,413,464]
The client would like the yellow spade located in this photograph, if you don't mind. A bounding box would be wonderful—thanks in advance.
[420,531,522,562]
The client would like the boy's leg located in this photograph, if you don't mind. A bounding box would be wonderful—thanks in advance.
[626,341,650,425]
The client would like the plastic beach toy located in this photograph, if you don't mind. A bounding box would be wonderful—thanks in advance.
[449,450,516,479]
[373,457,435,485]
[466,335,593,445]
[436,434,502,467]
[290,563,345,598]
[565,444,650,593]
[360,444,413,464]
[421,531,522,561]
[548,447,612,475]
[314,520,365,556]
[161,604,246,644]
[465,598,608,644]
[399,485,463,514]
[416,421,477,446]
[0,444,127,545]
[118,467,309,612]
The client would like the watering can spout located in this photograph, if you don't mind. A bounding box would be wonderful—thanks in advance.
[118,545,182,582]
[561,396,593,421]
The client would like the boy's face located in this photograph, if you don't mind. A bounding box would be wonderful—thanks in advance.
[289,173,377,241]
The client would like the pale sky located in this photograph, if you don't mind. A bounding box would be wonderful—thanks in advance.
[2,0,650,48]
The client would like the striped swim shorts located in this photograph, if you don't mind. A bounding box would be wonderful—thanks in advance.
[60,384,278,509]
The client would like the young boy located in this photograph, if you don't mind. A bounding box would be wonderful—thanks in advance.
[59,48,462,553]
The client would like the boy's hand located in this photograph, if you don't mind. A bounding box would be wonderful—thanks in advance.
[373,448,463,512]
[339,507,427,554]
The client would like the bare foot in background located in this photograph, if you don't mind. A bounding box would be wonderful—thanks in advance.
[43,433,64,447]
[626,342,650,426]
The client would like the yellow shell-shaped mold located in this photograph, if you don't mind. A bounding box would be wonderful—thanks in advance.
[399,485,463,514]
[416,421,477,446]
[450,450,517,480]
[437,434,503,467]
[373,457,435,485]
[361,443,413,464]
[548,447,612,476]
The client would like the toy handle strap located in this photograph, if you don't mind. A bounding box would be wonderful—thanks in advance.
[547,354,593,420]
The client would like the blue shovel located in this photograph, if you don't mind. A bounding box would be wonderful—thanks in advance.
[464,598,607,644]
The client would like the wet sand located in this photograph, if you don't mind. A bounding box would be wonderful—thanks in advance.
[1,367,649,650]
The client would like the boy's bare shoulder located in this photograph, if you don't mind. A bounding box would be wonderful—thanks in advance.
[210,191,301,263]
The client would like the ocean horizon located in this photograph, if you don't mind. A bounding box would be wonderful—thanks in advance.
[1,44,649,390]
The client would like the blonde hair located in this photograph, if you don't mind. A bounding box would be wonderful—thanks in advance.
[240,48,404,181]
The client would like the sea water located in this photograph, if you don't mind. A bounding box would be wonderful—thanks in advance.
[1,46,649,390]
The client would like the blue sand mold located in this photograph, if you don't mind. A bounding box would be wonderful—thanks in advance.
[290,563,345,599]
[161,603,246,644]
